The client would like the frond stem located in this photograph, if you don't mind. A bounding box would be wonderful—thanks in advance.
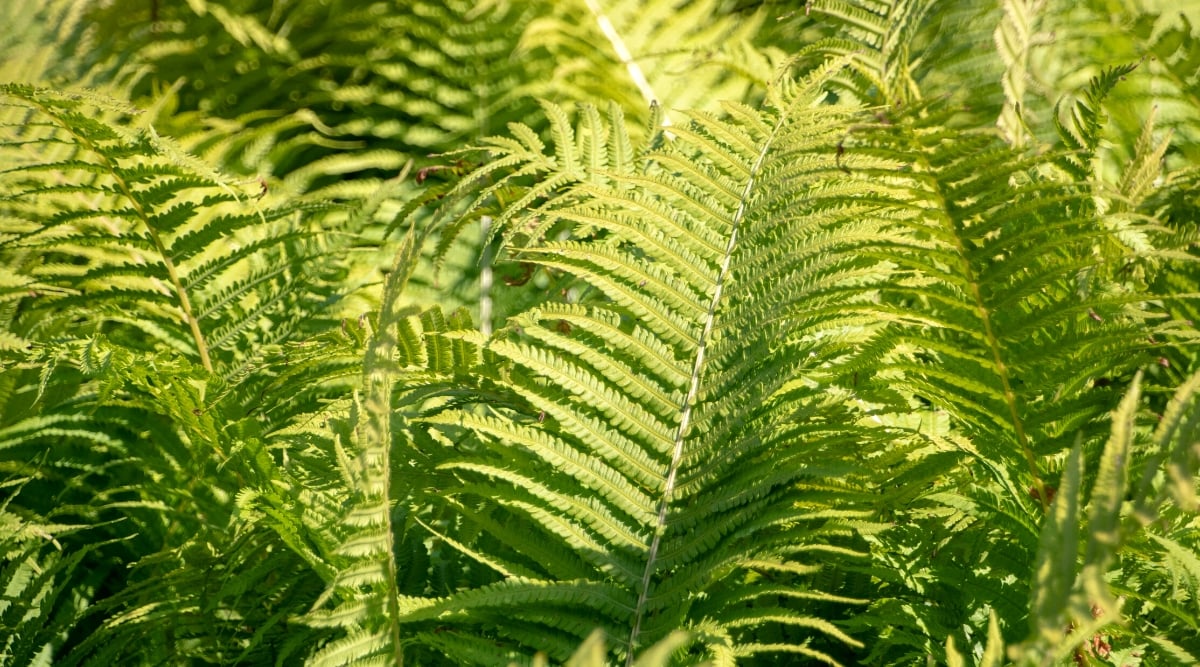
[935,199,1048,510]
[359,163,417,667]
[625,112,782,662]
[362,312,407,667]
[968,277,1047,510]
[113,174,214,373]
[582,0,673,132]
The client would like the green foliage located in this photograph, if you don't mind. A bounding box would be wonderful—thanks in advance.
[2,1,1199,665]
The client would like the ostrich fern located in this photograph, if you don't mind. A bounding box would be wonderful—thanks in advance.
[2,1,1199,666]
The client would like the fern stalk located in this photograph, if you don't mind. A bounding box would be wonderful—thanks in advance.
[967,264,1047,511]
[356,255,414,667]
[581,0,672,130]
[354,194,422,667]
[625,69,828,659]
[918,154,1050,511]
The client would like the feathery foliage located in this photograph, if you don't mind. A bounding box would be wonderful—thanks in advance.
[2,1,1198,665]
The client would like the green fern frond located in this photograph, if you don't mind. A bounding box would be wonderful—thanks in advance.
[4,2,1198,665]
[0,0,117,91]
[293,178,495,664]
[858,105,1181,489]
[0,508,97,666]
[398,59,899,664]
[1029,440,1084,645]
[1054,62,1141,181]
[0,84,347,374]
[995,368,1199,663]
[0,82,392,665]
[803,0,938,106]
[1135,11,1200,164]
[83,0,548,178]
[847,106,1195,658]
[946,611,1005,667]
[994,0,1045,148]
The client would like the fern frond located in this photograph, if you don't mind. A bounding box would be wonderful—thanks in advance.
[293,174,495,664]
[1054,62,1141,181]
[0,84,346,375]
[0,508,97,666]
[859,105,1182,493]
[83,0,548,181]
[400,58,900,664]
[4,2,1198,664]
[803,0,939,106]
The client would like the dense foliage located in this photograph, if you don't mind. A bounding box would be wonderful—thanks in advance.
[2,1,1199,665]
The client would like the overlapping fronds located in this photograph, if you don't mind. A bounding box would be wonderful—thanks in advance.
[827,59,1197,666]
[3,1,1199,665]
[0,0,107,88]
[78,0,546,196]
[296,259,481,666]
[1135,10,1200,165]
[806,1,1200,168]
[862,111,1176,482]
[1037,4,1200,167]
[0,84,368,664]
[991,370,1200,664]
[994,0,1045,148]
[0,506,96,665]
[800,0,942,106]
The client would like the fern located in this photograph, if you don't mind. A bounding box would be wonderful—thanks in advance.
[838,93,1194,663]
[0,0,109,90]
[994,0,1046,148]
[987,369,1200,665]
[4,1,1200,665]
[297,253,477,665]
[518,0,781,126]
[374,59,911,664]
[0,84,346,374]
[0,501,97,666]
[78,0,547,195]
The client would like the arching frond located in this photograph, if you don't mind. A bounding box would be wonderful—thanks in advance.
[826,75,1194,663]
[395,60,896,664]
[0,84,345,375]
[0,85,376,664]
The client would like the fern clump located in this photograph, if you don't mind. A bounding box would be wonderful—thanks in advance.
[0,83,361,664]
[2,1,1199,665]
